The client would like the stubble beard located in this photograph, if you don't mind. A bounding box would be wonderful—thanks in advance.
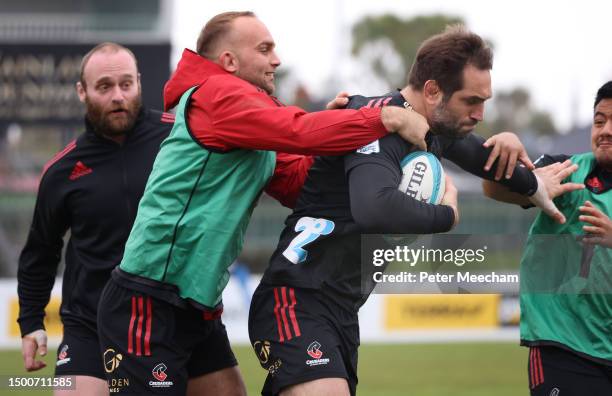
[430,101,474,139]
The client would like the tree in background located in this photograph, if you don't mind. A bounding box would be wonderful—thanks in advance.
[484,87,557,136]
[352,14,463,89]
[351,14,558,137]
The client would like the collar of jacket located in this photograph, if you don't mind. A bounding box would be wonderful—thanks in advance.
[163,49,231,111]
[586,162,612,193]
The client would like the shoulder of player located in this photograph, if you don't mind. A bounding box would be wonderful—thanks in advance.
[568,152,594,163]
[345,95,371,110]
[39,135,87,183]
[376,133,414,156]
[347,134,408,168]
[126,108,173,144]
[139,108,175,130]
[346,94,392,110]
[349,134,407,155]
[378,132,410,145]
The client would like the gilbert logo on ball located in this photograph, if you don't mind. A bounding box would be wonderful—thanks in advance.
[398,151,445,204]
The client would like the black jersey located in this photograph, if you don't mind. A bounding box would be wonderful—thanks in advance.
[261,91,539,311]
[17,108,173,336]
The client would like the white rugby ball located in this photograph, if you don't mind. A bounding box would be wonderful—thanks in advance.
[398,151,445,204]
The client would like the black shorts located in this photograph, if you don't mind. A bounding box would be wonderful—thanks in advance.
[248,284,359,396]
[97,278,237,395]
[55,323,105,380]
[528,345,612,396]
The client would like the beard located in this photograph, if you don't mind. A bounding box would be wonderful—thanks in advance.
[85,95,142,137]
[429,101,475,139]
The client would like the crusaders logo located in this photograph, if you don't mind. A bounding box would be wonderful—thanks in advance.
[152,363,168,382]
[58,345,68,360]
[149,362,173,388]
[307,341,323,359]
[56,344,71,367]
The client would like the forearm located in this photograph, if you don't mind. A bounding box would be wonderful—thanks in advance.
[446,134,537,195]
[482,180,531,206]
[222,108,385,154]
[349,165,455,234]
[190,89,387,154]
[17,240,60,336]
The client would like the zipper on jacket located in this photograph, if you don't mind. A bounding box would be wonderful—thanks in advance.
[120,148,133,221]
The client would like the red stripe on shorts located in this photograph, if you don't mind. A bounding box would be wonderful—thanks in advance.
[144,297,152,356]
[529,348,535,388]
[288,288,301,337]
[280,287,292,340]
[530,347,544,388]
[273,288,285,342]
[536,347,544,385]
[135,296,144,356]
[127,296,136,354]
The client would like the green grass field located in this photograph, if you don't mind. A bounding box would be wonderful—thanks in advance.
[0,342,527,395]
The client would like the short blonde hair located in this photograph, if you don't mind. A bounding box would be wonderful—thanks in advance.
[196,11,256,59]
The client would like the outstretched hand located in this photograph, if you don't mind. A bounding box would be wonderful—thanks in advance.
[528,160,585,224]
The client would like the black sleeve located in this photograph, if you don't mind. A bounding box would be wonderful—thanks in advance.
[520,153,571,209]
[345,94,384,110]
[345,136,455,234]
[533,154,571,168]
[17,172,68,336]
[442,133,538,195]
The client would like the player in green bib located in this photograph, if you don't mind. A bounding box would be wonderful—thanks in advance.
[483,81,612,396]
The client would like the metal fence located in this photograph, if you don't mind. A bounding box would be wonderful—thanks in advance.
[0,189,537,276]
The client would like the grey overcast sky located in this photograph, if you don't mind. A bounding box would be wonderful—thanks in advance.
[172,0,612,132]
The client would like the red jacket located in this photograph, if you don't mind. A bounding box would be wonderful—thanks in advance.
[164,49,387,207]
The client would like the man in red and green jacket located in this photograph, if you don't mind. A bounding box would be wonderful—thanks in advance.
[95,11,435,396]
